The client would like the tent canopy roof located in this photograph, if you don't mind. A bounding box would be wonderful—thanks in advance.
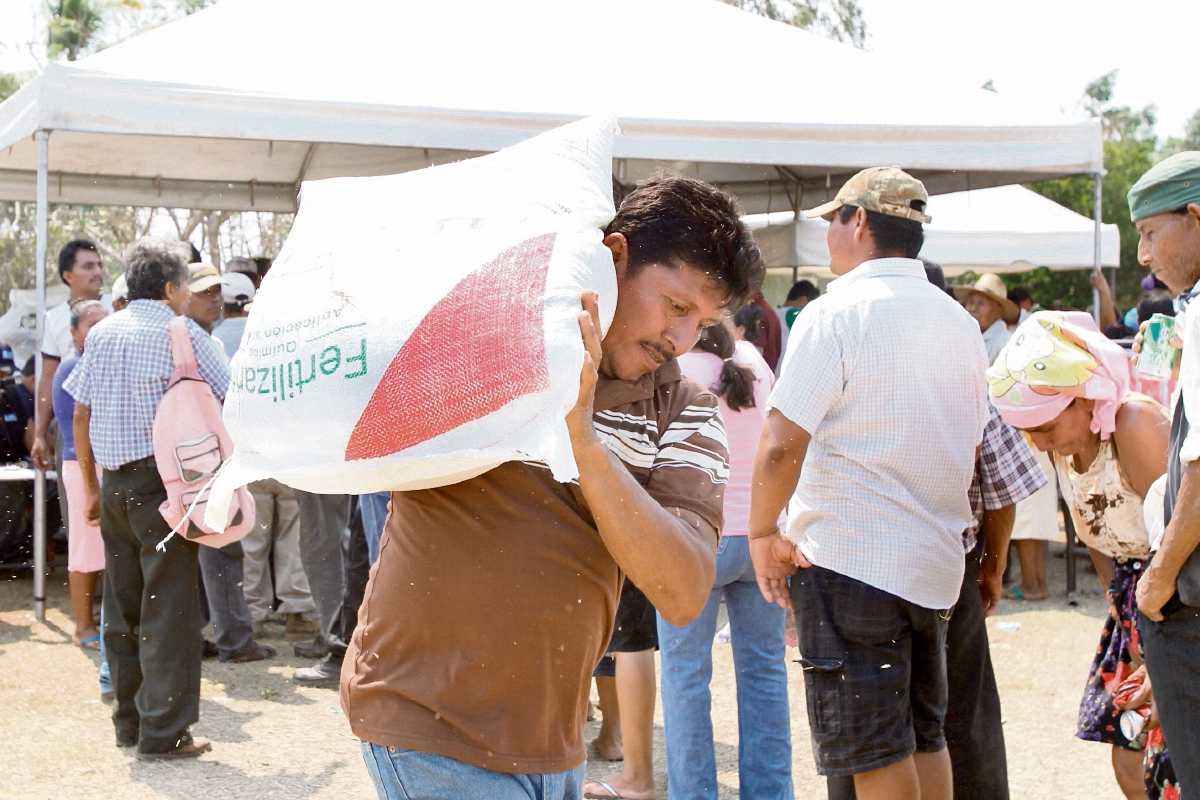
[0,0,1103,213]
[750,184,1120,277]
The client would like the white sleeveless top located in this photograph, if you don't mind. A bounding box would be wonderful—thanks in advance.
[1052,396,1166,561]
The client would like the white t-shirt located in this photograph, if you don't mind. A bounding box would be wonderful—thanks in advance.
[769,257,989,609]
[41,296,115,360]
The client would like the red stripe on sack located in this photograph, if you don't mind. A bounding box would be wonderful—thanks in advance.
[344,232,556,461]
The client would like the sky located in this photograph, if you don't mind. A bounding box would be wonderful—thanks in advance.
[855,0,1198,138]
[1,0,1197,139]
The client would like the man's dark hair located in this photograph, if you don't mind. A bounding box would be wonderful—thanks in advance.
[919,258,946,291]
[837,204,925,259]
[1138,290,1175,322]
[1007,286,1032,305]
[605,175,763,310]
[58,239,98,280]
[124,238,191,301]
[733,303,763,341]
[786,280,820,304]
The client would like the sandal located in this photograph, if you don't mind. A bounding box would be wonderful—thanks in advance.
[78,634,101,651]
[1003,587,1048,601]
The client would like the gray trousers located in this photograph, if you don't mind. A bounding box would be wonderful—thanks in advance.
[198,541,255,660]
[295,491,351,649]
[243,479,314,622]
[295,491,370,662]
[1141,603,1200,793]
[100,457,201,754]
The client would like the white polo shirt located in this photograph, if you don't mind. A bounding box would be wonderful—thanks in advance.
[769,257,989,609]
[41,295,115,360]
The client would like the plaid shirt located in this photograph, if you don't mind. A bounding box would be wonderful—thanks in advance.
[965,404,1047,552]
[64,299,230,470]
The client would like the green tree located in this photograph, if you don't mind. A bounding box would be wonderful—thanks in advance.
[721,0,867,47]
[1160,108,1200,158]
[1020,72,1157,312]
[47,0,143,61]
[0,73,23,103]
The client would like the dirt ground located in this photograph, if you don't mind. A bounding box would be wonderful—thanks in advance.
[1,542,1127,799]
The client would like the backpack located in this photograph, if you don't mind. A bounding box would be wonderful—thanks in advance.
[154,316,255,549]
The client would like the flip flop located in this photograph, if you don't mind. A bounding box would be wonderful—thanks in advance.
[1002,587,1048,602]
[78,634,101,651]
[583,779,650,800]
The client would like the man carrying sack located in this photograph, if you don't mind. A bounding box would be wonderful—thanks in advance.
[341,176,764,800]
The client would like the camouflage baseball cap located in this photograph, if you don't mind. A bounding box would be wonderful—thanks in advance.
[804,166,932,224]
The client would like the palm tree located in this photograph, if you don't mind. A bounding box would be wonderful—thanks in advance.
[47,0,143,62]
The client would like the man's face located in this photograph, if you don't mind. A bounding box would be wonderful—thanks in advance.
[62,249,104,300]
[1136,205,1200,295]
[71,307,108,353]
[186,284,223,330]
[963,292,1002,332]
[601,240,727,381]
[1021,399,1095,457]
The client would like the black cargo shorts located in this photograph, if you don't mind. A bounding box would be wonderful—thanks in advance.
[791,564,950,777]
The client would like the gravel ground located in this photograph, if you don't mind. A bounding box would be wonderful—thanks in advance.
[0,542,1126,799]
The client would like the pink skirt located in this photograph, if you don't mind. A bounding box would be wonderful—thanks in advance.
[62,459,104,574]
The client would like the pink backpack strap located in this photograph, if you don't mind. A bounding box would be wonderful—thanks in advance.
[168,316,201,382]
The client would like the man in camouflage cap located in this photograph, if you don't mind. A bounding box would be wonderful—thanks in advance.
[1129,150,1200,794]
[751,166,989,800]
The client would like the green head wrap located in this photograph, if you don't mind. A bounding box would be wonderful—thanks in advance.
[1128,151,1200,222]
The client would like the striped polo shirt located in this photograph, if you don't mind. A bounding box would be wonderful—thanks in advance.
[342,359,728,775]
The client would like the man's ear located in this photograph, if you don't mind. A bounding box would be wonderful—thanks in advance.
[1187,203,1200,226]
[852,207,870,245]
[604,232,630,280]
[61,269,76,289]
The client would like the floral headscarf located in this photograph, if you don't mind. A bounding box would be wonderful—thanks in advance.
[987,310,1130,439]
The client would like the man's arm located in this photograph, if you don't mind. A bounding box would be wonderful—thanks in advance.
[1138,459,1200,620]
[30,354,60,471]
[747,409,813,610]
[73,403,101,526]
[567,294,717,627]
[978,504,1015,617]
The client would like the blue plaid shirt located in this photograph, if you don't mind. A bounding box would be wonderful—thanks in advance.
[64,299,230,470]
[964,404,1047,552]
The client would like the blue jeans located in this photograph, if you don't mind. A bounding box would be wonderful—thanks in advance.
[359,492,390,566]
[360,742,586,800]
[98,602,112,695]
[657,535,792,800]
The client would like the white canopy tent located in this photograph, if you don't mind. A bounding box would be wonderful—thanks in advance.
[0,0,1105,619]
[751,184,1120,287]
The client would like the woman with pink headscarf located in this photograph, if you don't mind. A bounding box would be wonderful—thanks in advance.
[988,310,1174,800]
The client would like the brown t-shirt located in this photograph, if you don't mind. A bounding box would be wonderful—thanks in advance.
[341,360,728,774]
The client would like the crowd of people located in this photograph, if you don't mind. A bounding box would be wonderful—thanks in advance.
[13,155,1200,800]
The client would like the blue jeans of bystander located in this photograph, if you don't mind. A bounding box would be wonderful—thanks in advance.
[657,535,792,800]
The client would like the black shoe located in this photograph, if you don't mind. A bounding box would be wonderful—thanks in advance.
[292,655,342,687]
[202,640,219,659]
[293,636,328,660]
[116,731,138,748]
[227,642,276,663]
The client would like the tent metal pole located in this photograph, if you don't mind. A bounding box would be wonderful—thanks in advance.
[33,130,48,622]
[1092,172,1103,326]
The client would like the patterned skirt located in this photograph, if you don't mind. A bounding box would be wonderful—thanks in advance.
[1076,558,1145,749]
[1075,558,1179,799]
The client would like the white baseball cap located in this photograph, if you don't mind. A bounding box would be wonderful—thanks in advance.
[111,273,129,302]
[222,271,256,304]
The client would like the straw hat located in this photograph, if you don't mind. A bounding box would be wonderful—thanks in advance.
[953,273,1018,324]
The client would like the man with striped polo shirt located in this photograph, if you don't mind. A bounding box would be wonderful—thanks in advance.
[341,176,763,800]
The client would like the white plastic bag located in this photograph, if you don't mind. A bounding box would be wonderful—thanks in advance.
[0,286,70,368]
[207,116,619,529]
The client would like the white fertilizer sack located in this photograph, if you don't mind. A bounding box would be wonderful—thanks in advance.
[206,116,619,530]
